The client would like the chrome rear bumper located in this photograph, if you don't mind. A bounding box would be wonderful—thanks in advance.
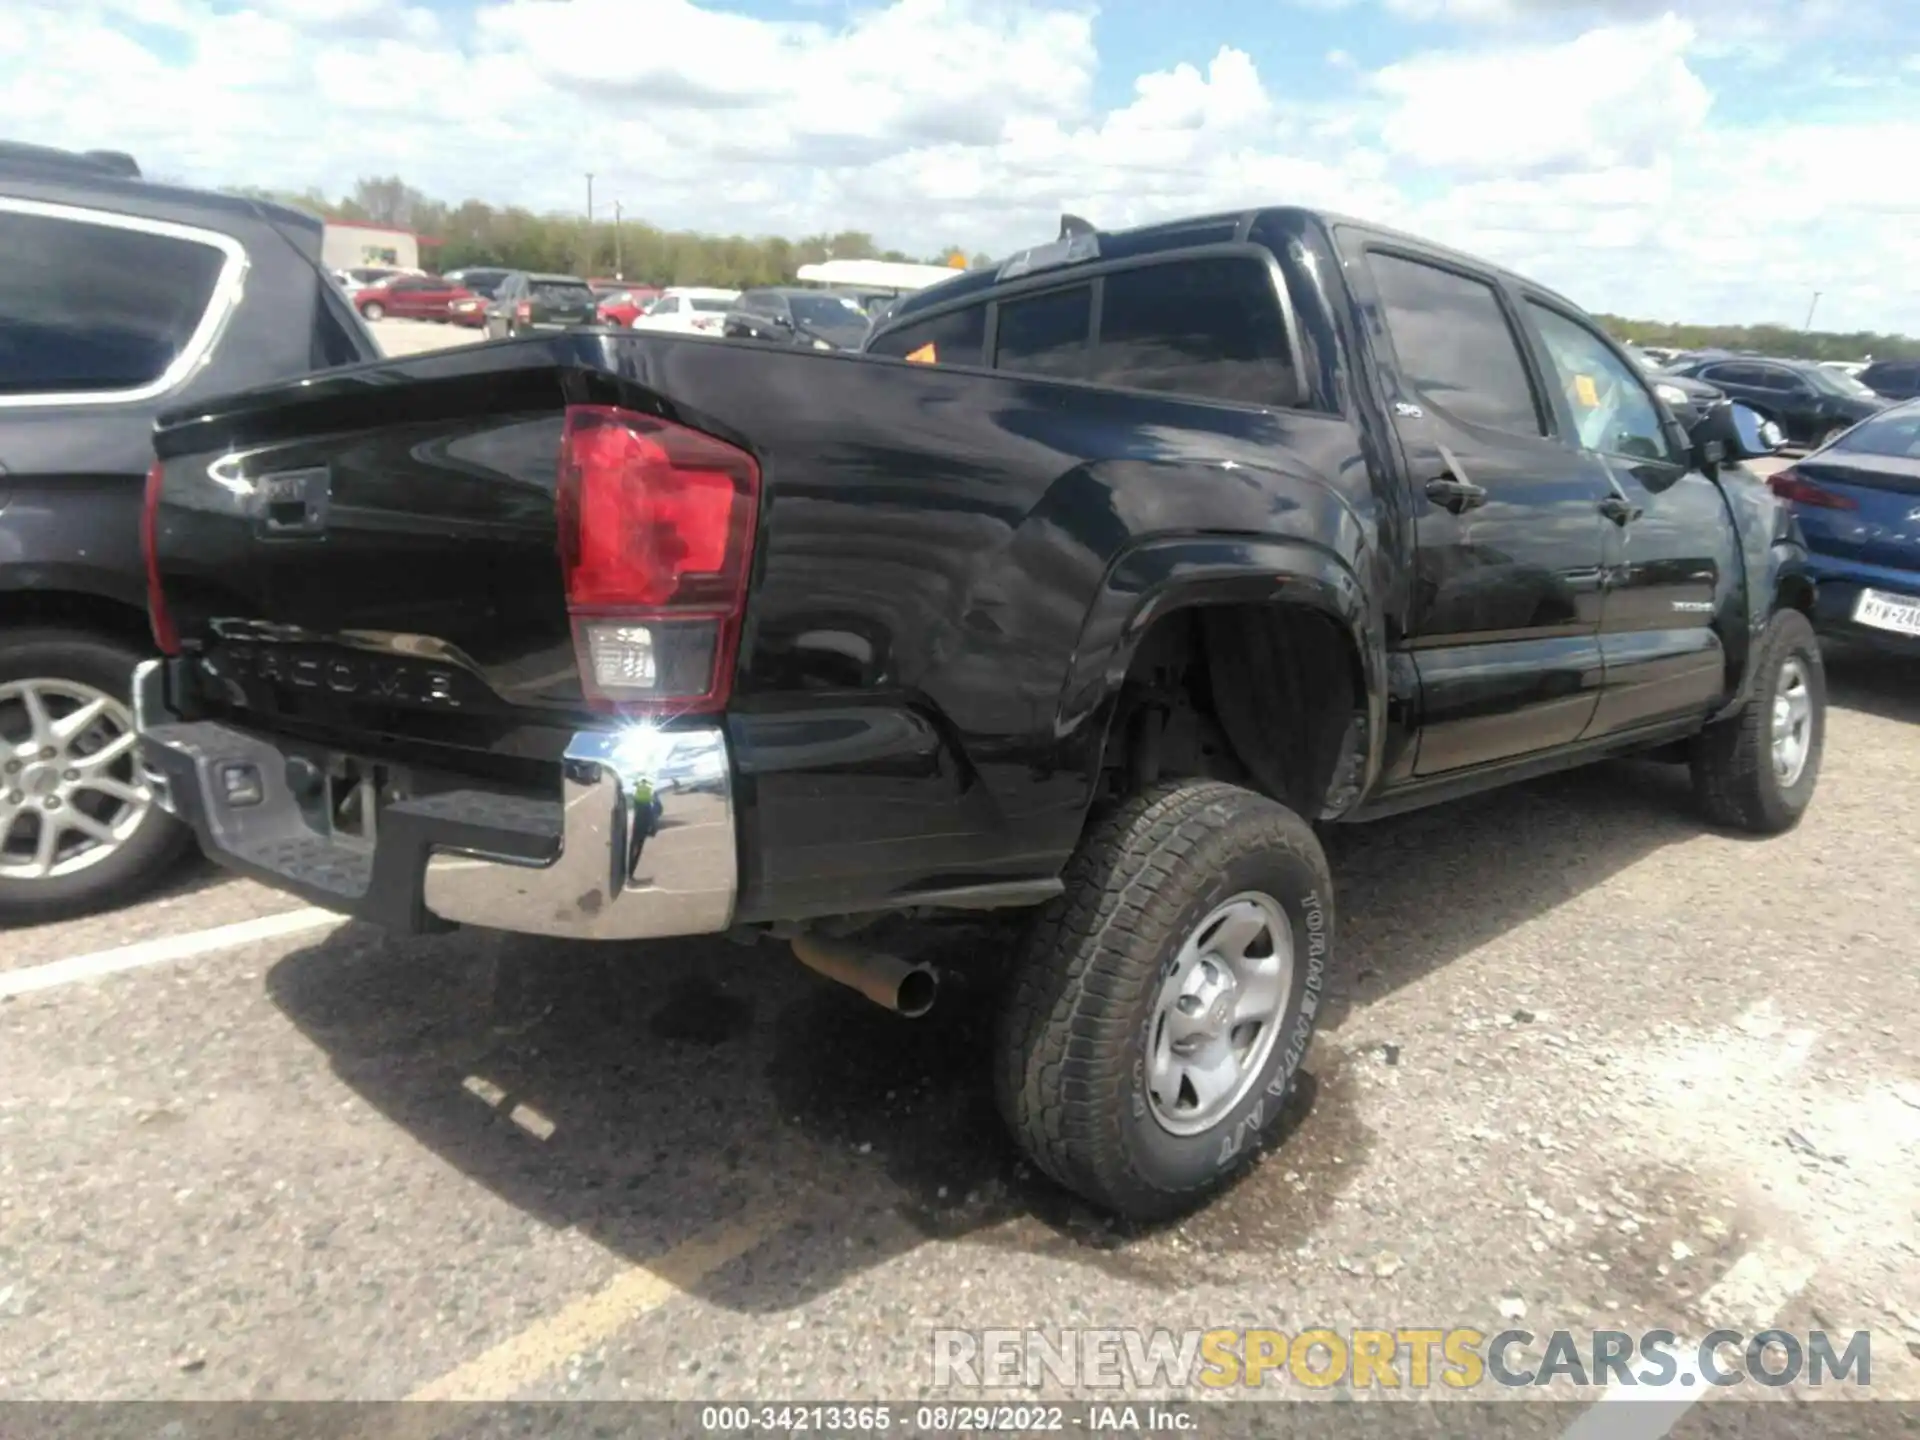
[133,659,736,940]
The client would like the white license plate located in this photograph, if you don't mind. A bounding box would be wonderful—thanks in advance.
[1854,587,1920,637]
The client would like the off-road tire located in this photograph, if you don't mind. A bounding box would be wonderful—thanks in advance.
[1691,608,1825,834]
[995,780,1334,1220]
[0,628,193,921]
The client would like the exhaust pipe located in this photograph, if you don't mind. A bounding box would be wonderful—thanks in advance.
[790,934,939,1019]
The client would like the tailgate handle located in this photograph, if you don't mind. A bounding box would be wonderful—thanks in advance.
[256,467,331,537]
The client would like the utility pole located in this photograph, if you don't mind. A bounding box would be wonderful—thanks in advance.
[614,200,623,280]
[1803,290,1821,331]
[585,173,594,225]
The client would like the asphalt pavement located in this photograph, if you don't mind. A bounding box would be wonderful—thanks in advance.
[1,318,1914,1423]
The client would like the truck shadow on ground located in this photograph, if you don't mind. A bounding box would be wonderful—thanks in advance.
[264,753,1735,1313]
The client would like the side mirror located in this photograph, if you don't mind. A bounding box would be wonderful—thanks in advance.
[1691,400,1781,471]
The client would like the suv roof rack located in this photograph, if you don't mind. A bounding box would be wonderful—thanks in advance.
[0,140,141,179]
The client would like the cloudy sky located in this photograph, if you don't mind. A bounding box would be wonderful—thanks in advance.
[5,0,1918,332]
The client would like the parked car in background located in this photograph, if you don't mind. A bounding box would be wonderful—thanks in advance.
[1626,345,1725,430]
[1859,358,1920,403]
[338,265,406,298]
[593,287,661,327]
[1767,400,1920,654]
[1666,354,1888,448]
[482,271,599,338]
[629,286,738,335]
[723,287,874,350]
[353,274,478,323]
[445,267,512,300]
[0,141,379,920]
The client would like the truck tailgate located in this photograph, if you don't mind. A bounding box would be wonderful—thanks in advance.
[149,343,589,767]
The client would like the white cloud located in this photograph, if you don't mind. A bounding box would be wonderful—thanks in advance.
[0,0,1914,334]
[1372,15,1711,173]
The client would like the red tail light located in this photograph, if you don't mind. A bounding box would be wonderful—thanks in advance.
[141,461,180,655]
[515,300,531,322]
[1768,467,1857,511]
[555,405,759,713]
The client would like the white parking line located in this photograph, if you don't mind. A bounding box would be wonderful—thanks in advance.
[1557,1237,1819,1440]
[0,907,344,999]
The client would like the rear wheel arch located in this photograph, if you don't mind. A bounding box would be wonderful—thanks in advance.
[1083,586,1377,824]
[0,586,153,650]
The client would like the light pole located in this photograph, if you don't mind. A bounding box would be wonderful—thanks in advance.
[1803,290,1822,331]
[585,172,594,225]
[613,200,623,280]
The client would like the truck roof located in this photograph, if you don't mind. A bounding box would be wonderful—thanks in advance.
[882,205,1585,329]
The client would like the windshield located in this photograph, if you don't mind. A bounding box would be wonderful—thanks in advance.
[791,294,871,334]
[533,281,592,303]
[1808,365,1877,398]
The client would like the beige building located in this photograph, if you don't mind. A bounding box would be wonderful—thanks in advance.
[321,220,437,273]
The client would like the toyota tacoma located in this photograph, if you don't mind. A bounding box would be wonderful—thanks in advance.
[136,207,1820,1219]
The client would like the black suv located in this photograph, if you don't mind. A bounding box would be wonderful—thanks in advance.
[0,140,378,919]
[722,287,873,350]
[1666,354,1887,447]
[1859,358,1920,403]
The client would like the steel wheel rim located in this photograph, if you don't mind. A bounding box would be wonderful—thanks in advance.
[1771,656,1813,788]
[0,679,151,882]
[1146,890,1294,1137]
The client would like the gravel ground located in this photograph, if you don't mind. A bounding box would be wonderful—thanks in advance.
[2,319,1913,1424]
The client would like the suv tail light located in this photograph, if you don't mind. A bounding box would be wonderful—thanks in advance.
[1768,467,1857,511]
[141,460,180,655]
[556,405,760,713]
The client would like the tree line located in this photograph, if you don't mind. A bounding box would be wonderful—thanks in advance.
[231,175,1916,358]
[1596,315,1918,364]
[230,175,986,289]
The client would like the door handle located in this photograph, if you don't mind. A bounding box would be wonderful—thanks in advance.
[1598,494,1642,526]
[1425,476,1487,513]
[1425,444,1489,514]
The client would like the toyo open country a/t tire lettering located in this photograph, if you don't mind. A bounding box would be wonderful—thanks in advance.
[995,780,1333,1221]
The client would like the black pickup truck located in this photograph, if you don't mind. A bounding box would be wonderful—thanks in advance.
[135,206,1820,1219]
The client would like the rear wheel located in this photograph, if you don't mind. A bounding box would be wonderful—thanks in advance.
[1691,609,1825,834]
[359,301,384,322]
[0,628,192,921]
[995,780,1333,1220]
[1813,423,1848,451]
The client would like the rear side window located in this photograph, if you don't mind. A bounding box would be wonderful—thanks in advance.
[1086,257,1295,405]
[689,297,732,313]
[995,285,1092,378]
[0,205,232,398]
[1705,363,1762,386]
[1367,252,1543,436]
[866,304,987,367]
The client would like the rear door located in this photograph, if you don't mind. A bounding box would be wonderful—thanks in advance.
[1522,299,1733,736]
[1358,246,1608,774]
